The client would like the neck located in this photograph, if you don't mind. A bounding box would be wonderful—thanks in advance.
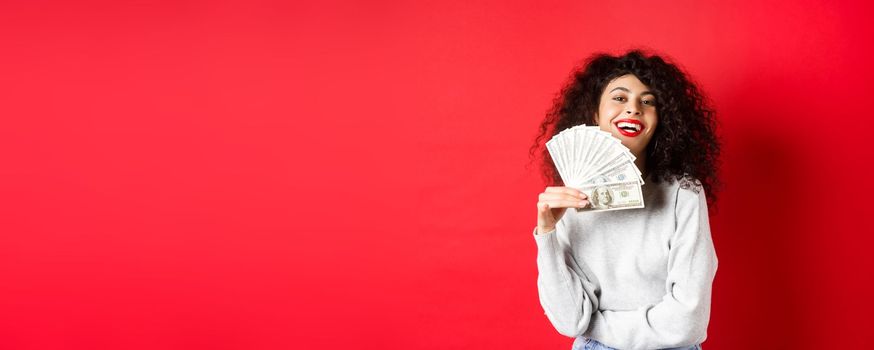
[634,154,647,179]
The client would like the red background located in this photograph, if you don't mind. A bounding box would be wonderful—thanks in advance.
[2,0,873,349]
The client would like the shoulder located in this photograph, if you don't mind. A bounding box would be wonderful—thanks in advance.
[664,175,713,246]
[676,174,704,194]
[668,173,708,214]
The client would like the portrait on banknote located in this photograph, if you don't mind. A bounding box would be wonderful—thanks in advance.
[590,186,613,209]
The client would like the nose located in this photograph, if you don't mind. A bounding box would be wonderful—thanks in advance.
[625,107,642,116]
[624,99,643,115]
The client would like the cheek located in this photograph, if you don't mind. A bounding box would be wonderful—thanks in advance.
[647,113,658,130]
[597,105,617,125]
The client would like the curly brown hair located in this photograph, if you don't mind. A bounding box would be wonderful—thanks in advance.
[528,49,722,205]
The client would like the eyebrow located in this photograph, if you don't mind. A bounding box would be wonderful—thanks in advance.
[610,87,655,96]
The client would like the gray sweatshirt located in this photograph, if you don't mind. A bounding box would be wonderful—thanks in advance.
[533,176,718,349]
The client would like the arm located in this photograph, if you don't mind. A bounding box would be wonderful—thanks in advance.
[532,222,600,337]
[586,187,719,349]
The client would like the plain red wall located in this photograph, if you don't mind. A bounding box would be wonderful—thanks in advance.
[2,0,873,349]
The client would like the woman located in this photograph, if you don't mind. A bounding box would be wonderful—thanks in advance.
[529,50,720,350]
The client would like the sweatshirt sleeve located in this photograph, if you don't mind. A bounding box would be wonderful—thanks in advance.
[585,187,719,349]
[532,221,600,337]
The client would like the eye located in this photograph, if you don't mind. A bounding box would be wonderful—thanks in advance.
[612,96,626,102]
[643,100,656,106]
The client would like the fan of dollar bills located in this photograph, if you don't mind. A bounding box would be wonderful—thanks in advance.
[546,125,645,212]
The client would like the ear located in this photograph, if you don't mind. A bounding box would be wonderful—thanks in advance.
[592,112,599,126]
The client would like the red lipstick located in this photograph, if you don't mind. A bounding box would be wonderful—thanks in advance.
[614,119,644,137]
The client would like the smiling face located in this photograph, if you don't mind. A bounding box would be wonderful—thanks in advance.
[594,74,658,158]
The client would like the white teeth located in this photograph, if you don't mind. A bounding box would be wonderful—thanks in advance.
[616,122,641,132]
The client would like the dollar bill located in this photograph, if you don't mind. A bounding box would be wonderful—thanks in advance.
[573,181,645,212]
[546,124,646,213]
[583,161,644,185]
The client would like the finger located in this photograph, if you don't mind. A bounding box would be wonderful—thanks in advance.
[537,201,551,216]
[537,202,553,224]
[539,189,589,200]
[539,192,587,202]
[542,187,587,199]
[539,199,588,209]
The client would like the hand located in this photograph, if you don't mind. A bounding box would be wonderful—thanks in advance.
[536,186,587,235]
